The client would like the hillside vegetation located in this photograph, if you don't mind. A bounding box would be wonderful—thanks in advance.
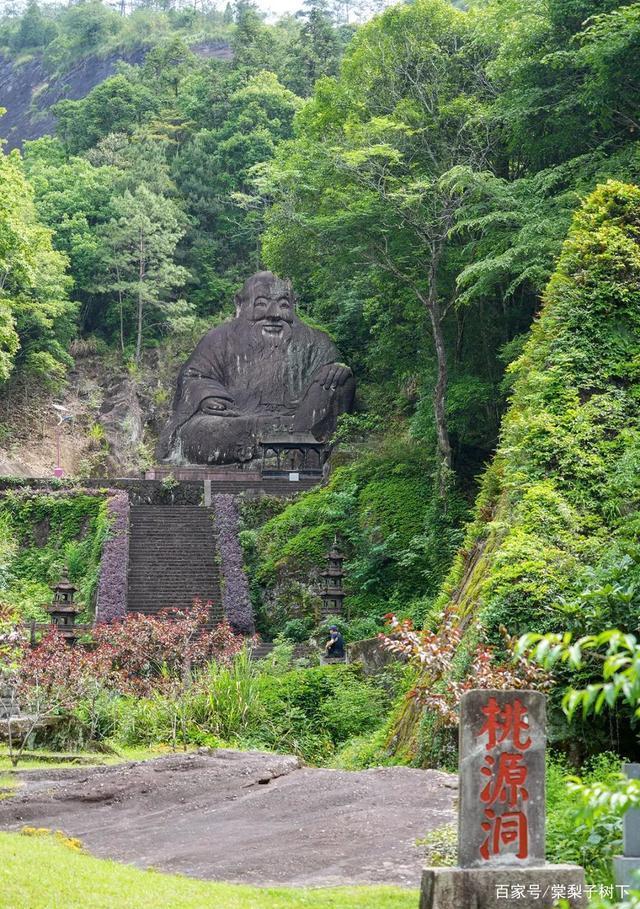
[0,0,639,777]
[391,181,640,765]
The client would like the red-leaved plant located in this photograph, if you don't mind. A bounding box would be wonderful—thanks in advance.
[380,610,551,726]
[4,602,256,763]
[20,600,254,701]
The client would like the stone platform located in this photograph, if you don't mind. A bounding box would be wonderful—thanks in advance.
[0,470,322,504]
[146,464,322,490]
[146,465,269,481]
[420,865,587,908]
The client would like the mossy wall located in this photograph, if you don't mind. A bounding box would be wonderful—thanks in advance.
[0,491,110,621]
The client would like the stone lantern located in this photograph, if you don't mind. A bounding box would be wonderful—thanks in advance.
[46,567,81,643]
[318,537,347,620]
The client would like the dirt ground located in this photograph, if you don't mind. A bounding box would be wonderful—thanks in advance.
[0,750,457,888]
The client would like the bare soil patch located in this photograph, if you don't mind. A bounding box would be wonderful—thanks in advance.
[0,750,457,887]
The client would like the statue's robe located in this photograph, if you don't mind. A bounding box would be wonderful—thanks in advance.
[157,317,353,465]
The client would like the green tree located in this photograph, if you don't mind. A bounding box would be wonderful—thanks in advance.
[231,0,279,73]
[87,132,176,198]
[141,35,196,98]
[287,0,342,97]
[22,137,116,334]
[576,3,640,139]
[97,185,189,361]
[173,70,301,309]
[10,0,57,51]
[475,0,635,174]
[263,0,493,486]
[0,143,74,387]
[54,75,156,154]
[57,0,122,55]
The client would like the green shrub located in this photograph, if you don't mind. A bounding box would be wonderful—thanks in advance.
[109,694,173,747]
[330,726,400,770]
[68,653,394,766]
[280,617,315,643]
[415,823,457,867]
[190,648,261,742]
[318,672,387,744]
[546,753,623,885]
[254,638,296,675]
[249,438,467,641]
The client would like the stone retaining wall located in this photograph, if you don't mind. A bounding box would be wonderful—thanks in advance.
[347,637,406,675]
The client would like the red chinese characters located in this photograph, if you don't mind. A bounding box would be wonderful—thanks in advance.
[478,697,531,861]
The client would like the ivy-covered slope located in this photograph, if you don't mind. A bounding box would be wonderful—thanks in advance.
[0,491,110,622]
[240,438,468,642]
[394,181,640,764]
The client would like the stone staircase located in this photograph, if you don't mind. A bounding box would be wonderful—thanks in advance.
[250,642,276,660]
[250,642,312,661]
[127,505,222,621]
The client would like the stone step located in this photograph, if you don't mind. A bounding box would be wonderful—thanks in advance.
[129,550,213,555]
[129,541,216,547]
[251,644,275,658]
[128,587,220,593]
[128,541,215,546]
[250,642,310,660]
[127,504,221,617]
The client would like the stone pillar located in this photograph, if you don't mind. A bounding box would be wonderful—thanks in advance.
[203,479,212,508]
[614,763,640,892]
[420,689,586,909]
[459,690,546,868]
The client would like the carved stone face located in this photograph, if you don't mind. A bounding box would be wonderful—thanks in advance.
[236,272,295,341]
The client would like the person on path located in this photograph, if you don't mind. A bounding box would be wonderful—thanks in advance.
[325,625,345,659]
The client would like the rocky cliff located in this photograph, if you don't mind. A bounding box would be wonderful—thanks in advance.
[0,40,232,149]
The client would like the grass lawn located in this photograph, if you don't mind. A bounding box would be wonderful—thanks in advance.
[0,832,419,909]
[0,744,179,774]
[0,745,190,805]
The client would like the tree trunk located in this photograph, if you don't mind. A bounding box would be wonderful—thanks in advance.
[417,260,452,488]
[135,288,143,364]
[426,293,453,479]
[135,235,145,365]
[115,260,125,356]
[119,288,125,356]
[373,237,453,492]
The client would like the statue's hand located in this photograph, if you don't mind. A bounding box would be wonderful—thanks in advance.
[314,363,353,391]
[199,397,238,417]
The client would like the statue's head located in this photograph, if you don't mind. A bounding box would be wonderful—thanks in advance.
[235,271,296,341]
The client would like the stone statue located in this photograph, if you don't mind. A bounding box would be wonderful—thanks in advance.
[157,271,355,465]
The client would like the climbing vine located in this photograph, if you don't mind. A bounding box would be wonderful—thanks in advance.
[0,490,111,621]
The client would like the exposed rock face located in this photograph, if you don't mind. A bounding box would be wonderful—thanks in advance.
[98,375,144,473]
[0,42,232,149]
[0,49,141,149]
[157,272,355,466]
[0,750,455,888]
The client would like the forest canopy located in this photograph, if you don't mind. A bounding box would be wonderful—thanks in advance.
[0,0,639,757]
[1,0,637,424]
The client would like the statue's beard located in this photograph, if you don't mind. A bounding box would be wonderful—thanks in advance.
[248,320,293,356]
